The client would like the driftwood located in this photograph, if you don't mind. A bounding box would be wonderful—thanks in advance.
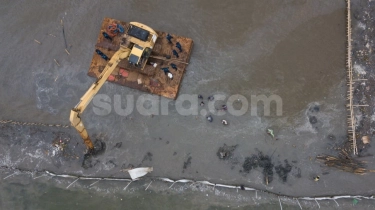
[317,150,374,175]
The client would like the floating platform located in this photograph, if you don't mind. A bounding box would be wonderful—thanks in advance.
[87,18,194,99]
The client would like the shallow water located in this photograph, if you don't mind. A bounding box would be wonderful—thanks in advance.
[2,174,374,210]
[1,0,374,209]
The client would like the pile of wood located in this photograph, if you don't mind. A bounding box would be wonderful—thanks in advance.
[317,150,370,175]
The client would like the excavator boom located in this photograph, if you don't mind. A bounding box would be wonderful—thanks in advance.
[70,22,158,151]
[70,46,131,150]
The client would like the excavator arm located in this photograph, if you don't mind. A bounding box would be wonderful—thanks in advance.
[70,46,131,150]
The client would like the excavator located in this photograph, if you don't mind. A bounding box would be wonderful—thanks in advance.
[70,22,158,153]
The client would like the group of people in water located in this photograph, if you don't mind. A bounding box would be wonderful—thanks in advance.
[198,94,228,125]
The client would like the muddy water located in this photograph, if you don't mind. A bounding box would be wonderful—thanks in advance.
[1,0,369,209]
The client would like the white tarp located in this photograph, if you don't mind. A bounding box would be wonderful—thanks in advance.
[128,167,153,180]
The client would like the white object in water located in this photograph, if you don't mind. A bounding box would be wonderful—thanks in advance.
[128,167,153,180]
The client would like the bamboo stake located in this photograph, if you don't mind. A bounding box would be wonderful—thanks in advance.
[278,197,283,210]
[54,59,60,66]
[66,178,79,189]
[296,199,302,209]
[145,180,153,191]
[123,181,132,191]
[346,0,357,155]
[315,199,320,208]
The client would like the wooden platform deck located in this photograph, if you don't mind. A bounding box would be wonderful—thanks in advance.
[87,18,193,99]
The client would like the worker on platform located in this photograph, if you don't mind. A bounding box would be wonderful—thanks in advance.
[166,34,173,44]
[173,50,179,58]
[161,67,173,80]
[161,67,170,74]
[170,63,177,70]
[176,42,182,52]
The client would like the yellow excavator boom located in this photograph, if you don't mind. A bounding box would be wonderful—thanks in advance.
[70,21,158,151]
[70,46,131,150]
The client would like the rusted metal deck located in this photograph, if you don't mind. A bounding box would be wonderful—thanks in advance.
[87,18,193,99]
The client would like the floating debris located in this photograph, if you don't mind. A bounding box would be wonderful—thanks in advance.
[206,115,213,122]
[34,39,41,44]
[114,142,122,148]
[182,156,192,173]
[217,144,237,160]
[52,138,67,151]
[361,136,370,144]
[267,129,275,138]
[222,120,228,125]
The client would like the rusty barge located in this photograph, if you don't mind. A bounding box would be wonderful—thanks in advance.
[87,17,194,99]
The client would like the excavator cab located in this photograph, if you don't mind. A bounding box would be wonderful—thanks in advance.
[127,24,150,42]
[126,22,158,69]
[128,44,144,65]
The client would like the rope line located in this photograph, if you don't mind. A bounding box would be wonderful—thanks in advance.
[1,165,374,204]
[0,120,70,128]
